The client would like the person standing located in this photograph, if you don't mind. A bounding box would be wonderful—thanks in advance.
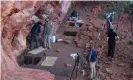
[70,10,79,28]
[107,29,119,61]
[43,19,52,49]
[29,21,41,49]
[86,45,97,80]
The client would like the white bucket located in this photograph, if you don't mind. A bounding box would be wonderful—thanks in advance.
[51,35,56,43]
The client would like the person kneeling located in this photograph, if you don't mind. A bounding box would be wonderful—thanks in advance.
[70,10,79,28]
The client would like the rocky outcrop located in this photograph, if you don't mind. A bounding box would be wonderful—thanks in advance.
[1,1,71,80]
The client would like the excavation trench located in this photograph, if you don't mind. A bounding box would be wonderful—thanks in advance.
[17,5,86,80]
[3,1,133,80]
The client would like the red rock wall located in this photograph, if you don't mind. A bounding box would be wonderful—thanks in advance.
[1,1,71,80]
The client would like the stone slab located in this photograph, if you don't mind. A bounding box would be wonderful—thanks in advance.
[28,47,45,55]
[41,57,57,66]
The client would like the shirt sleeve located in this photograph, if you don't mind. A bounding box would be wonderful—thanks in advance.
[31,25,35,33]
[38,25,41,33]
[89,50,92,61]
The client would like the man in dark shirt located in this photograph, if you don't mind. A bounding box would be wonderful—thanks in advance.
[107,29,119,61]
[29,21,41,49]
[86,44,97,80]
[70,10,79,28]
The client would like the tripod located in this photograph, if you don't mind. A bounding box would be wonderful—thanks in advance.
[70,54,80,80]
[70,53,88,80]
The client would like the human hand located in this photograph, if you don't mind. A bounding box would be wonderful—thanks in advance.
[116,36,119,40]
[38,34,42,39]
[117,36,119,39]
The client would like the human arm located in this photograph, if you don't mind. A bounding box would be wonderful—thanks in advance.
[114,32,119,39]
[107,37,109,40]
[102,19,107,30]
[116,36,119,39]
[77,12,79,19]
[116,33,119,39]
[38,25,41,33]
[107,33,109,40]
[89,50,92,61]
[70,11,73,18]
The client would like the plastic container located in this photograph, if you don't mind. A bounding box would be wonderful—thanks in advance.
[51,35,56,43]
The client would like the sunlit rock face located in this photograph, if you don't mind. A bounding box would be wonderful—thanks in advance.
[1,1,71,80]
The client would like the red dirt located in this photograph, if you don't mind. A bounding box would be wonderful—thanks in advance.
[36,2,133,80]
[73,2,133,80]
[2,1,133,80]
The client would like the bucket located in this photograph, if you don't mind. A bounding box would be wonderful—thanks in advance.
[51,35,56,43]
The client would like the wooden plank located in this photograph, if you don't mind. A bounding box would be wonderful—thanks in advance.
[66,20,84,23]
[66,20,83,27]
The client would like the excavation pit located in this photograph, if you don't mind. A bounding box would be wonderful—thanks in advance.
[17,47,46,67]
[66,20,83,27]
[24,55,42,65]
[69,22,83,27]
[63,28,78,36]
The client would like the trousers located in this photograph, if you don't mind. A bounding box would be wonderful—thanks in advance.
[44,35,51,48]
[72,17,79,28]
[108,40,115,58]
[89,62,96,80]
[29,34,39,49]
